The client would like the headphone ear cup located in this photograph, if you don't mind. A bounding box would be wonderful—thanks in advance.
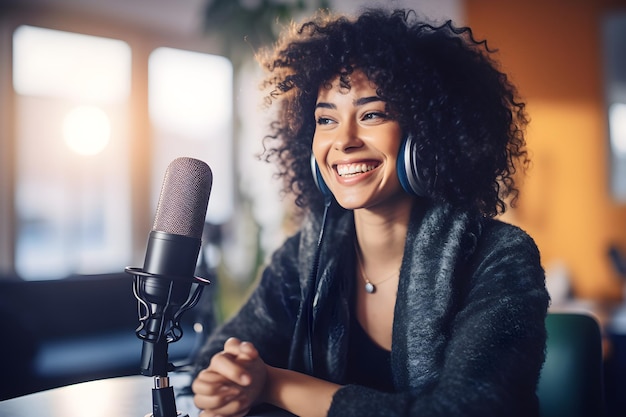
[311,154,332,198]
[397,135,428,197]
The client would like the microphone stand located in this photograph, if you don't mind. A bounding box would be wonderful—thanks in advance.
[141,338,182,417]
[126,267,210,417]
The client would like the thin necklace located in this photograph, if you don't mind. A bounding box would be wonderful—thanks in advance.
[354,242,399,294]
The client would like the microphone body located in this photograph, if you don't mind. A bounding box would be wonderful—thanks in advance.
[140,231,200,345]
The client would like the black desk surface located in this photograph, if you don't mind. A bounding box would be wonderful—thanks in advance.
[0,373,294,417]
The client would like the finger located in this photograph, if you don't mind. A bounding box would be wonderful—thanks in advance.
[223,337,242,354]
[199,407,245,417]
[199,407,248,417]
[194,368,228,384]
[222,338,259,363]
[193,385,242,411]
[204,392,252,417]
[223,338,260,362]
[237,341,259,361]
[192,371,241,398]
[193,370,228,392]
[209,352,251,386]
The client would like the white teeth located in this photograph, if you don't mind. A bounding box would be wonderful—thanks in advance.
[337,163,377,177]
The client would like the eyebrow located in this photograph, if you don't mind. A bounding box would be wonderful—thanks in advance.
[315,102,336,110]
[355,96,384,106]
[315,95,384,110]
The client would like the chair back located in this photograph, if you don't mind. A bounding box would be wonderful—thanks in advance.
[537,312,605,417]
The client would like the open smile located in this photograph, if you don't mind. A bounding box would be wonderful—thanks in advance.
[335,162,380,177]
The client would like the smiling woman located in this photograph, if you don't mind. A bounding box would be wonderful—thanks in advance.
[190,7,550,417]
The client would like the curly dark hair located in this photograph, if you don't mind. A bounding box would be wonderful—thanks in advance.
[257,8,529,217]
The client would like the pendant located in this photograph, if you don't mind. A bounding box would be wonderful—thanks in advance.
[365,281,376,294]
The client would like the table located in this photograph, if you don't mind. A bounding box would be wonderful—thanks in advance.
[0,373,294,417]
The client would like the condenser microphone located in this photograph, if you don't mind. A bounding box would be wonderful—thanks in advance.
[126,157,212,417]
[139,157,212,347]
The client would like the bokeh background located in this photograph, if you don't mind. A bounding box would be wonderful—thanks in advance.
[1,0,625,414]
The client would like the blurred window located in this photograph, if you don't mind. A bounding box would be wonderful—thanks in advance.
[11,27,234,281]
[148,47,233,224]
[12,25,132,280]
[605,14,626,203]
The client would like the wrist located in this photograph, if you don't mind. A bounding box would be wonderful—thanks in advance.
[258,365,340,417]
[261,364,278,405]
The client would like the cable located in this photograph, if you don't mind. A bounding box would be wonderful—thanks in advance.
[305,196,332,375]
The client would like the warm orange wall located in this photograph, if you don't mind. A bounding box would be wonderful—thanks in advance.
[466,0,626,300]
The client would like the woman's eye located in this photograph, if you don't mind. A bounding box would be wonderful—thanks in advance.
[362,111,388,121]
[316,116,334,125]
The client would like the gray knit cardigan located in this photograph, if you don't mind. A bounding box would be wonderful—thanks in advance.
[193,201,550,417]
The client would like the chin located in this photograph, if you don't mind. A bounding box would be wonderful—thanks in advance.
[334,189,415,212]
[333,195,365,210]
[334,200,362,211]
[333,191,381,211]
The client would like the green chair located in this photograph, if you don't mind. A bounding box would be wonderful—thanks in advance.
[537,312,606,417]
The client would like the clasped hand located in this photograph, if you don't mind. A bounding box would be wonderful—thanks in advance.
[192,337,267,417]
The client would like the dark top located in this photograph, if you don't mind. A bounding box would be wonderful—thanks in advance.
[346,315,394,392]
[193,202,550,417]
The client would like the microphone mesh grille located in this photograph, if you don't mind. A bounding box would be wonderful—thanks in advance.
[152,157,213,239]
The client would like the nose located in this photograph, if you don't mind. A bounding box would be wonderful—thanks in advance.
[332,121,363,152]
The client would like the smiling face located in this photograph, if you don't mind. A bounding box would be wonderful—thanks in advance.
[312,70,411,211]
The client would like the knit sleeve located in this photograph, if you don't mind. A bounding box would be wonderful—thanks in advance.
[328,222,550,417]
[192,233,303,375]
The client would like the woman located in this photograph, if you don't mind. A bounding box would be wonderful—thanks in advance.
[192,8,550,417]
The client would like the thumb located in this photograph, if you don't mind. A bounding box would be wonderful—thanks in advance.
[237,341,259,361]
